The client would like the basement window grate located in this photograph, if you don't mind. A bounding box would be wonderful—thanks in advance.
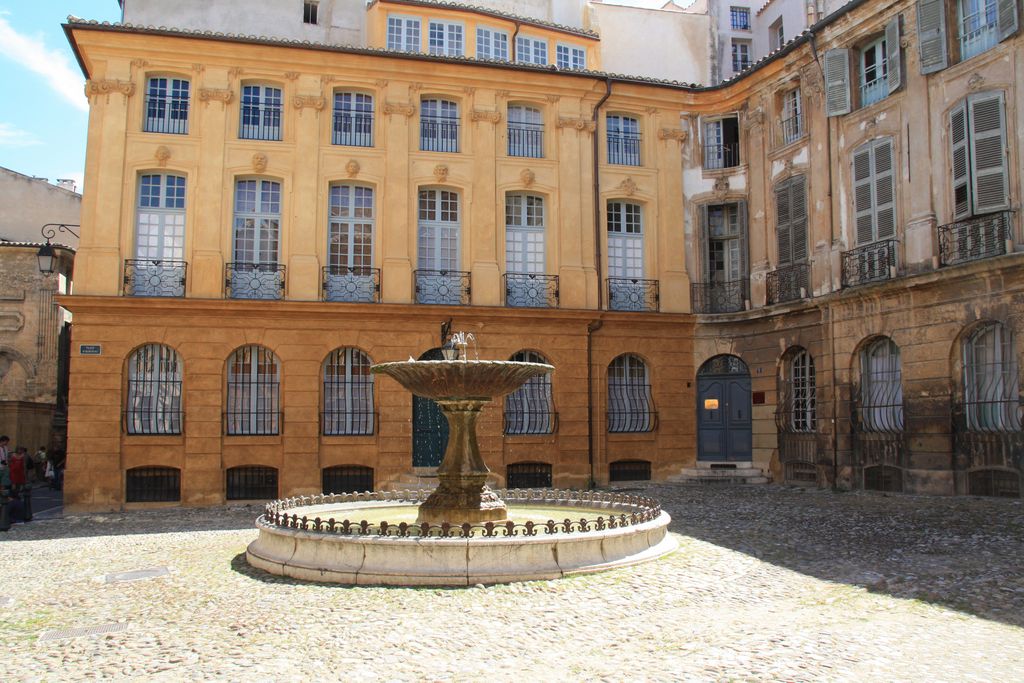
[609,459,651,482]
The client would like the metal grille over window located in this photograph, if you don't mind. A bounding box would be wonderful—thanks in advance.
[144,77,189,134]
[129,173,187,296]
[606,115,641,166]
[730,6,751,30]
[778,349,817,434]
[702,117,740,169]
[226,466,278,500]
[125,467,181,503]
[417,189,467,304]
[332,92,373,147]
[226,345,280,436]
[780,89,802,145]
[607,200,653,310]
[506,462,552,488]
[125,344,183,435]
[324,184,378,302]
[322,348,375,436]
[607,354,656,433]
[239,85,282,141]
[508,105,543,158]
[859,37,890,107]
[322,465,374,494]
[609,460,652,482]
[420,99,459,153]
[858,338,904,433]
[864,465,904,492]
[959,0,1000,59]
[504,351,555,435]
[229,179,283,299]
[962,323,1021,432]
[505,193,554,307]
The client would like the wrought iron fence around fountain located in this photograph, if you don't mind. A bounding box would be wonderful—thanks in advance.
[259,488,663,538]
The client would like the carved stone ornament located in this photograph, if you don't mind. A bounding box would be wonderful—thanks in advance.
[408,82,424,93]
[470,109,502,124]
[293,95,326,111]
[495,90,510,98]
[228,67,244,79]
[520,168,535,187]
[618,177,638,197]
[801,65,824,102]
[155,146,171,168]
[967,73,986,91]
[192,63,205,73]
[433,164,449,182]
[383,101,416,117]
[742,106,765,131]
[783,158,794,173]
[713,177,730,199]
[463,86,477,96]
[557,117,596,133]
[864,116,878,130]
[645,106,659,115]
[374,79,389,88]
[252,153,268,173]
[284,71,300,81]
[346,160,360,178]
[130,58,148,69]
[657,128,687,142]
[198,88,234,106]
[85,79,135,99]
[545,94,561,104]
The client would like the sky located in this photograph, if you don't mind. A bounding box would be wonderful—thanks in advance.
[0,1,121,192]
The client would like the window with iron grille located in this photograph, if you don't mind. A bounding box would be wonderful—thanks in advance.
[428,20,464,56]
[505,194,545,275]
[860,338,904,432]
[226,466,278,500]
[958,0,1000,60]
[126,467,181,503]
[144,77,189,134]
[132,173,186,296]
[780,88,802,144]
[506,462,553,488]
[607,201,643,280]
[233,179,280,265]
[606,114,641,166]
[417,188,461,302]
[702,116,740,169]
[731,39,751,72]
[328,184,374,271]
[515,35,548,64]
[968,468,1020,497]
[863,464,903,492]
[504,351,554,435]
[239,84,282,140]
[323,348,374,436]
[420,98,459,152]
[507,104,543,158]
[609,459,651,481]
[387,15,421,52]
[126,344,183,435]
[779,348,816,433]
[303,1,318,25]
[859,37,890,107]
[608,354,655,433]
[476,26,509,60]
[555,44,586,70]
[730,6,751,30]
[322,465,374,494]
[332,92,373,147]
[963,322,1021,432]
[226,345,280,435]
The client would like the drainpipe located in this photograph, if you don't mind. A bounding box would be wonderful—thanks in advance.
[510,22,521,62]
[592,77,613,310]
[586,318,604,488]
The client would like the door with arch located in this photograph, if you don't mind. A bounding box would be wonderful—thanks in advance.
[412,347,449,467]
[697,355,752,462]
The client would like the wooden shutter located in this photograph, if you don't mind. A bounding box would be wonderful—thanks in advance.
[853,145,875,245]
[874,139,896,239]
[997,0,1020,42]
[969,92,1010,214]
[791,176,808,262]
[824,49,851,117]
[776,181,793,265]
[949,100,971,219]
[737,200,749,279]
[885,16,902,92]
[916,0,948,74]
[700,204,711,282]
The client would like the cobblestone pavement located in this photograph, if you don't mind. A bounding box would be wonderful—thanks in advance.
[2,484,1023,681]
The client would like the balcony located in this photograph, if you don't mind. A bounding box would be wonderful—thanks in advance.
[143,96,188,135]
[123,259,187,297]
[420,118,460,153]
[332,111,373,147]
[960,21,998,61]
[779,114,803,146]
[938,211,1013,267]
[225,262,285,300]
[766,262,810,305]
[415,269,471,305]
[322,266,380,303]
[841,240,898,288]
[691,279,748,314]
[703,142,740,170]
[607,278,659,312]
[607,133,642,166]
[859,77,889,108]
[504,273,558,308]
[508,122,543,158]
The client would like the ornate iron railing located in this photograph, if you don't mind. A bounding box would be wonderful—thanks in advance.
[225,262,285,300]
[125,467,181,503]
[777,432,819,484]
[608,403,657,433]
[143,95,189,135]
[607,277,659,312]
[766,262,809,305]
[414,269,471,305]
[841,240,899,288]
[239,107,282,141]
[508,122,543,158]
[420,118,459,152]
[259,489,664,538]
[691,279,748,314]
[938,211,1013,267]
[860,77,889,107]
[504,409,557,436]
[607,133,642,166]
[779,114,802,146]
[703,142,740,170]
[332,111,373,147]
[504,273,559,308]
[322,266,380,303]
[123,259,187,297]
[322,465,374,495]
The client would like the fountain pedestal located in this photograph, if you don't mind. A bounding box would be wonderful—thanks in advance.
[417,399,507,524]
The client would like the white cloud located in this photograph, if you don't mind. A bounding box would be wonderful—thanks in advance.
[0,15,88,112]
[0,122,41,147]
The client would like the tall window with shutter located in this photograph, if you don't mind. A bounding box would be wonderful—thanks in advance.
[852,139,896,245]
[825,16,901,115]
[917,0,1018,73]
[950,91,1009,220]
[775,176,808,265]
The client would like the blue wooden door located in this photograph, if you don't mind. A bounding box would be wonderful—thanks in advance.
[697,355,752,462]
[412,348,448,467]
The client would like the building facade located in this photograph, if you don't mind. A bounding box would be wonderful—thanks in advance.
[63,0,1023,510]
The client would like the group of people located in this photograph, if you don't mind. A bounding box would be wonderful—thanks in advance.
[0,435,65,530]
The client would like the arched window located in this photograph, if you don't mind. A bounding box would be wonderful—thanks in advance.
[420,98,459,152]
[860,338,904,432]
[126,344,182,435]
[508,104,543,157]
[416,188,465,304]
[229,179,283,299]
[130,173,186,296]
[608,354,655,433]
[226,345,280,435]
[964,323,1021,432]
[325,184,376,302]
[606,114,641,166]
[239,84,282,140]
[332,91,373,147]
[144,76,189,134]
[504,350,554,435]
[322,348,374,435]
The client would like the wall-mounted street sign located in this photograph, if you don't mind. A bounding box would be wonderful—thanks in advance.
[79,344,102,356]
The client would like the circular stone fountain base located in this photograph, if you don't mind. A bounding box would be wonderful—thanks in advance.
[246,490,677,586]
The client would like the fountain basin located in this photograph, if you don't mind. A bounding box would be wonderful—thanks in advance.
[246,489,677,586]
[370,359,553,401]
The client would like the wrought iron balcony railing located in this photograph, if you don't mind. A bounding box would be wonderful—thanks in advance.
[504,273,559,308]
[779,114,803,146]
[703,142,740,170]
[420,118,460,153]
[860,77,889,107]
[225,262,285,300]
[143,95,189,134]
[691,279,748,314]
[766,262,810,305]
[607,278,659,312]
[607,133,642,166]
[508,122,544,158]
[938,211,1013,267]
[123,259,187,297]
[332,111,374,147]
[841,240,899,288]
[239,108,282,141]
[415,269,471,305]
[321,266,380,303]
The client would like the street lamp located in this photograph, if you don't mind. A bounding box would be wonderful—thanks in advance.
[37,223,80,276]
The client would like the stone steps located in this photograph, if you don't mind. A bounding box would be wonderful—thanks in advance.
[670,466,769,486]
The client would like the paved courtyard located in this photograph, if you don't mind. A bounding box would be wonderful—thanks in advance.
[2,483,1022,681]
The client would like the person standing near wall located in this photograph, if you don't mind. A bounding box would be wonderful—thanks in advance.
[0,435,9,465]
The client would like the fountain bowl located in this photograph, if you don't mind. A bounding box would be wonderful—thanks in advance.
[370,359,554,401]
